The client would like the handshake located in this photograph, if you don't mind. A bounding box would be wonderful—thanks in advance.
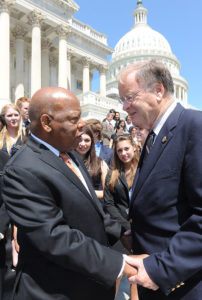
[115,254,159,300]
[115,233,159,298]
[118,233,159,291]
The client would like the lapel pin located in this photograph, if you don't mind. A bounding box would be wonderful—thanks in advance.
[162,136,167,143]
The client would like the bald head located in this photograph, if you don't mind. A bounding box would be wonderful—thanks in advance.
[29,87,78,134]
[29,87,84,152]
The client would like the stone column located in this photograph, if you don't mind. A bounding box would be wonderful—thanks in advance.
[28,11,44,96]
[41,38,51,88]
[24,48,31,96]
[67,50,72,90]
[49,53,57,87]
[99,65,108,97]
[13,24,27,100]
[0,0,14,107]
[82,57,91,94]
[56,25,71,89]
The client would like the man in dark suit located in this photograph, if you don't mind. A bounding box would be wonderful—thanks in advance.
[0,150,10,300]
[1,87,136,300]
[118,60,202,299]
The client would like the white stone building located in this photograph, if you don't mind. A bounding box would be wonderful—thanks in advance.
[0,0,189,121]
[0,0,123,120]
[106,0,189,107]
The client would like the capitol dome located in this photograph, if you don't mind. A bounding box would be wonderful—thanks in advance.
[113,25,172,58]
[106,0,188,106]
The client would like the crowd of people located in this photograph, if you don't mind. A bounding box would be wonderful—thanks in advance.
[0,60,201,300]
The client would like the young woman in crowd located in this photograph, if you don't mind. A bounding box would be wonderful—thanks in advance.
[76,125,109,200]
[114,111,121,129]
[0,104,23,155]
[104,135,140,300]
[129,126,139,147]
[104,135,139,231]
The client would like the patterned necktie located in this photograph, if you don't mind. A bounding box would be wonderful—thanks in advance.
[139,130,156,167]
[59,153,79,178]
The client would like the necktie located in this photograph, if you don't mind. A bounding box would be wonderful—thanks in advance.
[59,152,92,196]
[59,153,79,178]
[139,130,156,167]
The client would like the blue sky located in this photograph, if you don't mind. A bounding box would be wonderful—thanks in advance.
[74,0,202,110]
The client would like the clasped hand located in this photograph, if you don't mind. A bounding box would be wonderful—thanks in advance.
[123,254,159,291]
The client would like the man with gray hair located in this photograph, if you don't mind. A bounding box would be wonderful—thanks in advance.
[118,60,202,299]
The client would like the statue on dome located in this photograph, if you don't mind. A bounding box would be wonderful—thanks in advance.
[137,0,143,6]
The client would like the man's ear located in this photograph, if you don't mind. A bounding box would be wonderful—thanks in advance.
[40,114,52,132]
[154,83,164,102]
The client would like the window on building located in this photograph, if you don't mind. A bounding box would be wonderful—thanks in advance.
[76,80,83,90]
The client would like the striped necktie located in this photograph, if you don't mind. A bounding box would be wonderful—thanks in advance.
[139,130,156,167]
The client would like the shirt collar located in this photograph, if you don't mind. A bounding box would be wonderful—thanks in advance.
[31,133,60,157]
[153,100,177,136]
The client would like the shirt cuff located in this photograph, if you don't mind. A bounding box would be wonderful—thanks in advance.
[117,256,125,278]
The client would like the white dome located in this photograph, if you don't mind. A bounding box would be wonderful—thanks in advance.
[106,0,188,106]
[113,24,172,58]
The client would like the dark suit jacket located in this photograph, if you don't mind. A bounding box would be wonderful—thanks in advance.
[104,172,130,231]
[1,136,123,300]
[0,150,9,300]
[0,204,9,268]
[130,103,202,299]
[99,144,113,167]
[0,150,9,207]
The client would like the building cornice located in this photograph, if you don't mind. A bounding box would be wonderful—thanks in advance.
[54,0,79,14]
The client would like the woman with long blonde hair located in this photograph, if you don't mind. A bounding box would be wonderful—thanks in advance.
[104,135,139,230]
[0,104,23,155]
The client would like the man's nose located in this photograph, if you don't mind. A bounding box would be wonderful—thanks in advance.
[78,118,85,128]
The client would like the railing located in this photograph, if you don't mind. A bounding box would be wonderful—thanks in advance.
[71,18,107,45]
[78,91,123,111]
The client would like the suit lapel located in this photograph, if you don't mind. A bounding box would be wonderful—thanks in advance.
[130,103,185,211]
[119,172,128,190]
[27,137,105,218]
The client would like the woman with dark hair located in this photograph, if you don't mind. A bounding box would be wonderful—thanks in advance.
[117,119,127,131]
[76,125,108,199]
[109,120,129,148]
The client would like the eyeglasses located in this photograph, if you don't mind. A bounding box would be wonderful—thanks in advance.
[119,90,142,105]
